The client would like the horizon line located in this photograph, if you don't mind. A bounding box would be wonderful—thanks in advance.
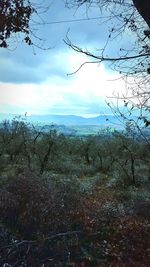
[0,112,114,119]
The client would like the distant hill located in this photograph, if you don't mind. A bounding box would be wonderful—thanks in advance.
[27,114,117,126]
[1,113,149,137]
[0,113,122,127]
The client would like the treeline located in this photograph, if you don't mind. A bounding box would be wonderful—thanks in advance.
[0,118,150,185]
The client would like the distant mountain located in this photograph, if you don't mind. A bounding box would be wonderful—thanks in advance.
[28,114,122,127]
[2,113,148,137]
[28,114,111,125]
[0,113,121,127]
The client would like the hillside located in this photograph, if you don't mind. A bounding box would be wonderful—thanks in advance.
[0,113,122,126]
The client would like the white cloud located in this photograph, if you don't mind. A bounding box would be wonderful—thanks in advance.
[0,52,126,116]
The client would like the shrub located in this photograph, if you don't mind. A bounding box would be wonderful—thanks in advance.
[0,172,84,239]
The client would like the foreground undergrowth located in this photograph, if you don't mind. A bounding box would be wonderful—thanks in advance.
[0,119,150,266]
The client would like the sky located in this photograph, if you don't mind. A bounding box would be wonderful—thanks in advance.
[0,0,130,117]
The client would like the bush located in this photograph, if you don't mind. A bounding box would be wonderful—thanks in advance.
[0,172,84,239]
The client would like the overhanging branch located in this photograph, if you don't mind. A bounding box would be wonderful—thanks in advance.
[64,38,150,63]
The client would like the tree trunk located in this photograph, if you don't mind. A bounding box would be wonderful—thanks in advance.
[40,142,53,174]
[131,158,136,185]
[133,0,150,28]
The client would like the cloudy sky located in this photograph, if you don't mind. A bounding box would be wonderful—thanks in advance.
[0,0,130,117]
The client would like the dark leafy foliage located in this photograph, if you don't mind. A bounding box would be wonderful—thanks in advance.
[0,0,34,47]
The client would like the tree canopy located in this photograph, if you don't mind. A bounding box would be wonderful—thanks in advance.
[0,0,35,48]
[65,0,150,124]
[66,0,150,73]
[67,0,150,29]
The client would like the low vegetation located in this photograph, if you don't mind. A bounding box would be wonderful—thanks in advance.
[0,118,150,266]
